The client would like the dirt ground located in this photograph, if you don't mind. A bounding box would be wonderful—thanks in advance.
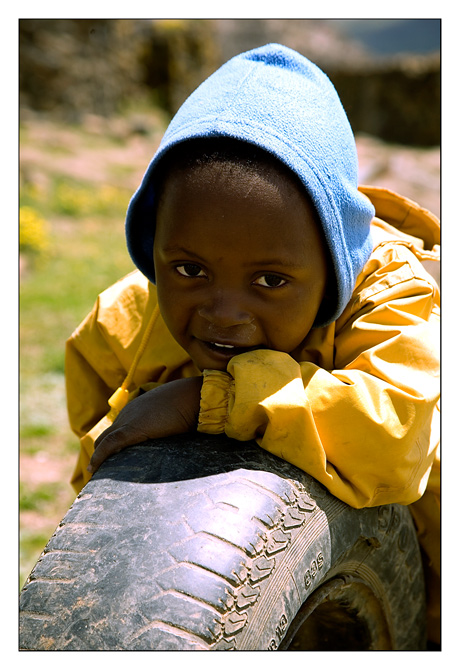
[356,133,440,219]
[20,110,440,216]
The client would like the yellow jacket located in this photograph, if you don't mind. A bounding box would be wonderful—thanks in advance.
[66,186,440,638]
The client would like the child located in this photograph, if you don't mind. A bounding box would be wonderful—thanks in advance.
[65,44,440,644]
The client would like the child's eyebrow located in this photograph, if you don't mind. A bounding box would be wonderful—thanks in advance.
[161,246,308,271]
[160,246,207,263]
[242,257,307,271]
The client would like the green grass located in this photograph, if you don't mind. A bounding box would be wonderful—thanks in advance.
[20,140,138,587]
[20,178,135,374]
[20,482,63,511]
[20,423,55,439]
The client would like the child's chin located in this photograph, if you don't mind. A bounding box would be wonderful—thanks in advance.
[194,357,230,373]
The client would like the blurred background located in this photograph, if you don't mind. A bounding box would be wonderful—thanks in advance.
[19,18,441,587]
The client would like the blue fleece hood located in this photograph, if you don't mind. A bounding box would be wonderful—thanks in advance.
[125,43,375,327]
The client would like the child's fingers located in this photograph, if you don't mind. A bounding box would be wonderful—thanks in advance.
[87,431,119,473]
[88,424,140,473]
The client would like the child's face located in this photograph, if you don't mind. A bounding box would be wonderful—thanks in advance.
[154,161,328,371]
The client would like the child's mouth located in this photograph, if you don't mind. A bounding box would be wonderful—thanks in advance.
[201,340,260,359]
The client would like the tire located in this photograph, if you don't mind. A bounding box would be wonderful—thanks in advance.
[19,433,426,650]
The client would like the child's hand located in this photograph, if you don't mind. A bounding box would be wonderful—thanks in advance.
[87,376,203,474]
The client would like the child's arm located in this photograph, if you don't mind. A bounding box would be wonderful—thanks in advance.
[87,376,202,473]
[198,246,440,510]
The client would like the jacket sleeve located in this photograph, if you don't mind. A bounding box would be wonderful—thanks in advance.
[65,297,135,492]
[198,245,440,509]
[65,297,130,440]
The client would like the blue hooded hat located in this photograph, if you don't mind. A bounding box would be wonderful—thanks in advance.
[125,43,375,327]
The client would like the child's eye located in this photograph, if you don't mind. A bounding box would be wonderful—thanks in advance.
[176,263,207,278]
[254,274,287,288]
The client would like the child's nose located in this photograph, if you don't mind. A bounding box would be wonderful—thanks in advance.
[198,289,254,328]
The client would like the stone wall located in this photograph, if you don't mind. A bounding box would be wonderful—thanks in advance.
[19,19,440,147]
[328,57,440,146]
